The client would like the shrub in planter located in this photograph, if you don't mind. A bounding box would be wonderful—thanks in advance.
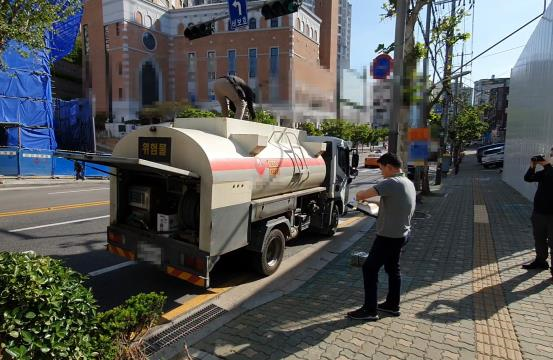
[0,252,98,359]
[94,293,166,359]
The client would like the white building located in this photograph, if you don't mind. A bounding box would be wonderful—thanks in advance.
[502,1,553,201]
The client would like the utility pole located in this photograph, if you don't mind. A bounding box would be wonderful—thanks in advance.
[389,0,408,155]
[419,0,433,194]
[435,0,456,185]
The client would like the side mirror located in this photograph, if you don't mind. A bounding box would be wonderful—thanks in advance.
[352,152,359,169]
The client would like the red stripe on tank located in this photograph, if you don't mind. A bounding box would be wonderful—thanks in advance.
[210,157,325,172]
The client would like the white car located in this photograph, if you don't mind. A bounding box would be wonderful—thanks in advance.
[482,146,504,168]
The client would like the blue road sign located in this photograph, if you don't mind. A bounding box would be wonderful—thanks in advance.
[372,54,393,80]
[228,0,248,31]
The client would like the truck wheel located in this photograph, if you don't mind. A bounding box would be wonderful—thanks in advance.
[323,204,339,236]
[253,228,285,276]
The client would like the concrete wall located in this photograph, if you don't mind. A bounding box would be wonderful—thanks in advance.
[502,2,553,201]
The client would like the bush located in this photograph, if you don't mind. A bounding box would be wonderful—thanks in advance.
[0,252,98,359]
[94,293,166,360]
[0,253,167,360]
[177,105,217,118]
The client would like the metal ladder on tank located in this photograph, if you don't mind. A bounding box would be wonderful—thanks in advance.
[285,132,310,185]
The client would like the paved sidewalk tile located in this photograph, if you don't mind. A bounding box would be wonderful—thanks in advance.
[190,156,553,360]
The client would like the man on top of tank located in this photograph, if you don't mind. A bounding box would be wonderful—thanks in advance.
[214,75,257,121]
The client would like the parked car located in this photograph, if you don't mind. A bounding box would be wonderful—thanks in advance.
[477,143,504,163]
[364,154,380,168]
[481,146,504,168]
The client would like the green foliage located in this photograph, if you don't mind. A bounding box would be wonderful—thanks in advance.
[351,124,371,147]
[428,111,441,127]
[0,252,98,359]
[177,105,217,119]
[449,105,489,146]
[297,122,323,136]
[62,35,82,65]
[0,0,82,58]
[320,119,354,140]
[0,252,167,360]
[94,293,166,359]
[431,9,471,47]
[253,110,278,125]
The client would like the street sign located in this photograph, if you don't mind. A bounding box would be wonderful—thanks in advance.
[371,54,393,80]
[228,0,248,31]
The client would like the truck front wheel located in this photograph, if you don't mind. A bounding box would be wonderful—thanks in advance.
[253,228,285,276]
[323,204,339,236]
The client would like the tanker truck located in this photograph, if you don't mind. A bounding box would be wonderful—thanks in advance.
[61,117,359,288]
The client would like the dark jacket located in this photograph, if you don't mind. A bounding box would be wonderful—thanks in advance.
[524,163,553,214]
[224,75,256,120]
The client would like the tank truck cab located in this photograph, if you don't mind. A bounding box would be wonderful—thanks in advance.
[58,118,359,288]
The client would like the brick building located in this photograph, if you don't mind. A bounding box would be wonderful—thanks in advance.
[82,0,340,127]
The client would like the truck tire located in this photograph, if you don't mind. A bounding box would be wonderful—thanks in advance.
[323,204,339,236]
[253,228,285,276]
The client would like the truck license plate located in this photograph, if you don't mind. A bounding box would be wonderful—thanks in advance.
[137,243,162,266]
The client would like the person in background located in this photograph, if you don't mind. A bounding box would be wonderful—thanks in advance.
[214,75,256,121]
[348,153,416,321]
[74,161,85,181]
[522,147,553,280]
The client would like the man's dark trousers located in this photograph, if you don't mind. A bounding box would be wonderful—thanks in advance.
[362,235,406,312]
[531,212,553,263]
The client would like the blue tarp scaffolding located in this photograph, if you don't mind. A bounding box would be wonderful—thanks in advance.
[0,2,88,176]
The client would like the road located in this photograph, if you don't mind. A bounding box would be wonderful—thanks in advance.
[0,168,381,313]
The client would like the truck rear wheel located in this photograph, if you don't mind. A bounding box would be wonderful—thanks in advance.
[253,228,285,276]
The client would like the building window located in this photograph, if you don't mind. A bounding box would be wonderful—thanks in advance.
[193,0,202,5]
[296,18,300,29]
[146,15,153,28]
[314,30,318,42]
[249,17,257,29]
[270,47,278,77]
[142,32,157,51]
[249,48,257,78]
[228,49,236,76]
[309,27,313,38]
[118,88,123,100]
[300,20,304,32]
[118,62,122,75]
[207,51,216,80]
[135,11,143,25]
[270,18,279,28]
[116,22,120,36]
[188,52,196,81]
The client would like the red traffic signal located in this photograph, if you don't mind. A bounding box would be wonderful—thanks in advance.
[261,0,302,20]
[184,21,214,40]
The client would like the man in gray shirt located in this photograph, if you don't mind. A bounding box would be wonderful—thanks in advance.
[348,153,416,321]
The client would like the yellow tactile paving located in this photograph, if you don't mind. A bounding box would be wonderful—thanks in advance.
[473,179,523,360]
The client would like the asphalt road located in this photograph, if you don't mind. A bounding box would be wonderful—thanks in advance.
[0,168,381,312]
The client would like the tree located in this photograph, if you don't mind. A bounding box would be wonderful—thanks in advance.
[351,124,371,150]
[0,0,82,57]
[449,104,489,155]
[320,119,353,140]
[297,122,323,136]
[380,0,470,192]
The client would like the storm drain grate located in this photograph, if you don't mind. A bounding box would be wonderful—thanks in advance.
[143,304,227,356]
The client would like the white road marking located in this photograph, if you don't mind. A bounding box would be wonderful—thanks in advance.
[88,261,137,277]
[0,185,63,191]
[8,215,110,232]
[48,188,109,195]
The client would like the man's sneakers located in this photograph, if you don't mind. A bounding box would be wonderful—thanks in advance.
[347,307,379,321]
[521,261,549,270]
[377,302,401,317]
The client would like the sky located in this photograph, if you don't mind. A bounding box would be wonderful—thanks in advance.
[349,0,550,88]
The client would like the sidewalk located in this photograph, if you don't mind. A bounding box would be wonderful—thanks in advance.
[185,155,553,360]
[0,176,108,188]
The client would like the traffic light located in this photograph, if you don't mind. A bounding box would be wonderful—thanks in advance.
[261,0,303,20]
[184,21,214,40]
